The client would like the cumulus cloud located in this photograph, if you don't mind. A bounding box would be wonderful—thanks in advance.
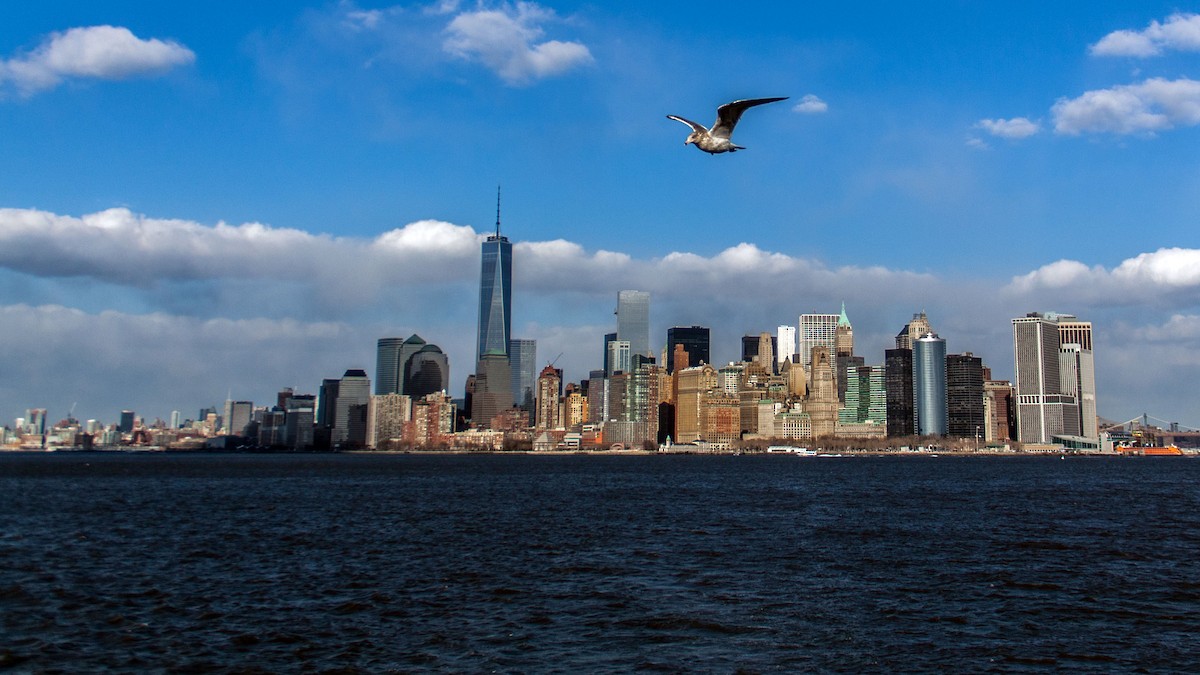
[792,94,828,114]
[0,25,194,96]
[1051,77,1200,135]
[442,2,593,85]
[975,117,1040,139]
[1006,248,1200,302]
[1090,13,1200,57]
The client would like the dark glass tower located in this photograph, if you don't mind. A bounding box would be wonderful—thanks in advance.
[885,348,915,437]
[666,326,710,374]
[477,190,512,363]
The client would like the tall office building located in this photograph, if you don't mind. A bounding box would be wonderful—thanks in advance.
[334,369,370,447]
[1058,318,1097,440]
[223,400,252,437]
[474,353,513,428]
[946,353,985,438]
[807,345,838,437]
[835,303,854,357]
[1012,312,1080,443]
[616,291,651,359]
[839,365,886,425]
[376,335,427,395]
[477,191,512,363]
[608,339,632,376]
[777,325,797,369]
[895,312,933,350]
[118,410,136,434]
[666,326,710,374]
[407,344,450,398]
[799,314,839,371]
[885,349,915,437]
[914,334,947,436]
[758,332,775,374]
[509,338,537,412]
[474,190,515,428]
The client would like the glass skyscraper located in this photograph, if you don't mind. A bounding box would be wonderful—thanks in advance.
[616,290,650,359]
[509,338,537,412]
[914,333,948,436]
[477,227,512,362]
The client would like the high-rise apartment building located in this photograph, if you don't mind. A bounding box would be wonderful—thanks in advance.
[1012,312,1081,443]
[616,290,651,359]
[535,365,562,431]
[509,338,537,412]
[946,353,984,438]
[914,334,947,436]
[666,326,710,374]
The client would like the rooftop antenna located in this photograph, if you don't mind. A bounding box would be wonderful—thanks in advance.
[495,185,501,237]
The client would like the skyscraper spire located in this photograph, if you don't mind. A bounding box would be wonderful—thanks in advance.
[495,184,501,238]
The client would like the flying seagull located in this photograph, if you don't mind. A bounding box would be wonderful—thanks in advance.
[667,97,788,154]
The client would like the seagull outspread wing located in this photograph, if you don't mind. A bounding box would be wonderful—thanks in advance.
[665,114,708,134]
[710,97,788,139]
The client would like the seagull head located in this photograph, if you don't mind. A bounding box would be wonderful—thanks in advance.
[684,131,701,146]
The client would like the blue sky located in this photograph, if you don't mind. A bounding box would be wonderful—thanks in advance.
[2,1,1199,428]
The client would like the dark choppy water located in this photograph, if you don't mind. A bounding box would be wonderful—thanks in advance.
[2,452,1200,672]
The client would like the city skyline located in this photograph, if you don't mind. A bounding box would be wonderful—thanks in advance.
[2,3,1200,426]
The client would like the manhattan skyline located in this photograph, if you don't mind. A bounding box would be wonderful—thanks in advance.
[2,3,1199,427]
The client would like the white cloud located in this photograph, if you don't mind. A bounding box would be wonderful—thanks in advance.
[1051,77,1200,135]
[0,25,194,95]
[792,94,828,114]
[1006,248,1200,302]
[1091,13,1200,57]
[442,2,593,85]
[975,117,1040,139]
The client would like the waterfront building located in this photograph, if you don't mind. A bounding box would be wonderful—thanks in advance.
[408,392,456,448]
[564,389,588,428]
[983,380,1014,442]
[1012,312,1080,443]
[839,364,886,426]
[376,335,422,396]
[757,332,775,374]
[885,348,915,437]
[368,393,411,448]
[285,394,316,449]
[777,325,797,369]
[535,365,563,431]
[1058,317,1097,440]
[666,326,710,374]
[946,353,985,439]
[617,290,651,359]
[118,409,135,434]
[700,393,740,447]
[334,369,370,447]
[914,333,948,436]
[223,401,252,437]
[676,364,718,443]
